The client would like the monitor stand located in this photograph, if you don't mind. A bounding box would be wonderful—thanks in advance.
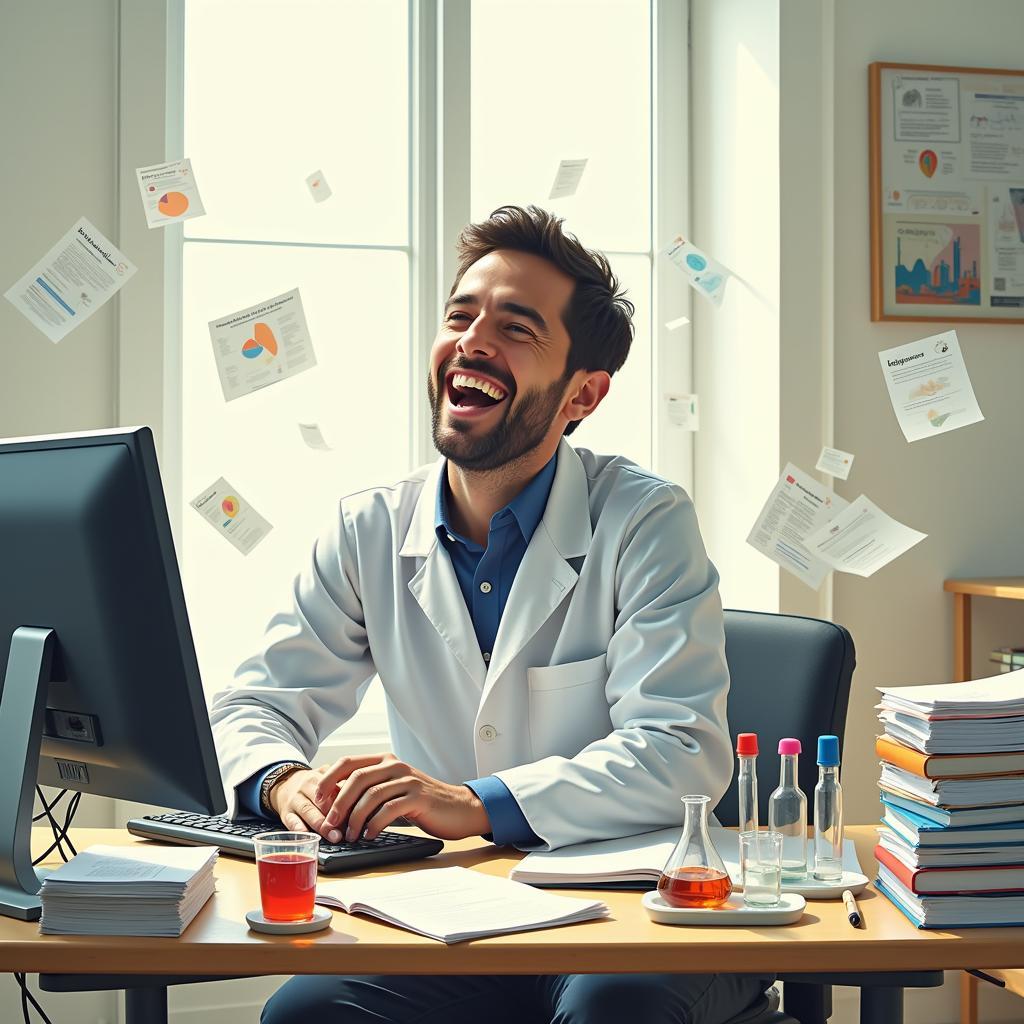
[0,626,57,920]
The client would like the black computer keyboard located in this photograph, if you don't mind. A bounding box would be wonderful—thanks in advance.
[126,813,444,874]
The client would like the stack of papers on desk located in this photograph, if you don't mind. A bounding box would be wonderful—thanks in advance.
[316,866,608,944]
[40,844,218,936]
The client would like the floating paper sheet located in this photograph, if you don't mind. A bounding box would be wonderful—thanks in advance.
[878,330,984,442]
[298,422,332,450]
[135,158,206,228]
[665,315,691,330]
[815,446,855,481]
[746,463,848,590]
[3,217,137,343]
[190,477,272,555]
[805,495,926,578]
[664,393,699,430]
[663,235,731,307]
[549,159,588,199]
[208,287,317,402]
[305,169,333,203]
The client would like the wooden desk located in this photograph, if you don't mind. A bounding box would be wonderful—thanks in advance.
[0,826,1018,979]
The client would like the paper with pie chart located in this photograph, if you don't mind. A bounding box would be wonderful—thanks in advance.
[208,287,318,402]
[663,235,731,307]
[189,477,272,556]
[135,158,206,229]
[878,330,984,442]
[3,216,137,343]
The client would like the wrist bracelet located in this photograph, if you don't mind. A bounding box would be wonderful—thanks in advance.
[259,761,309,819]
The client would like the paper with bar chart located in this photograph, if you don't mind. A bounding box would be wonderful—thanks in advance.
[135,158,206,228]
[208,287,318,402]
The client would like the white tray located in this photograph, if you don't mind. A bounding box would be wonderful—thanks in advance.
[776,869,869,900]
[643,890,806,926]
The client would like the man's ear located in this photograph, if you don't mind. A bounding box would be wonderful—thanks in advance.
[562,370,611,428]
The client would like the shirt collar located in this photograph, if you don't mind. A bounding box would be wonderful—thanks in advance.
[435,453,558,548]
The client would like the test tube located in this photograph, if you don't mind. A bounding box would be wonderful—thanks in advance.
[736,733,759,835]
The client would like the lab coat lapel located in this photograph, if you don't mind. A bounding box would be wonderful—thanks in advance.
[401,459,486,688]
[483,440,593,696]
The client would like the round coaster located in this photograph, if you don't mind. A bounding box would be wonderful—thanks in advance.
[246,906,333,935]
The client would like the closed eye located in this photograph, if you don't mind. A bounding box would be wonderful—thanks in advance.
[445,312,472,325]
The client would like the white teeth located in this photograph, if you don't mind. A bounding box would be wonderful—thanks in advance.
[451,373,506,401]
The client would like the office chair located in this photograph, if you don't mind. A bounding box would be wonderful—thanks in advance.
[717,610,941,1024]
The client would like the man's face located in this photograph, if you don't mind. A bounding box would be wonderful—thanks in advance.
[428,249,576,471]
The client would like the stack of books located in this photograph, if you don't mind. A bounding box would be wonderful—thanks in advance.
[990,646,1024,674]
[874,671,1024,928]
[40,843,218,936]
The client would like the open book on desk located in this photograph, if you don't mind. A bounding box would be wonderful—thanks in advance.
[315,866,608,944]
[510,828,861,891]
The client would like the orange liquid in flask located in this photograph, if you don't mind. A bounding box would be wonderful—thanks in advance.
[657,866,732,908]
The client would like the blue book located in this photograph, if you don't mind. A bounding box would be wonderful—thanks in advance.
[882,799,1024,847]
[881,793,1024,829]
[874,874,1024,929]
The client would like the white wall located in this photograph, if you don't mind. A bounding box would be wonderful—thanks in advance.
[0,5,121,1019]
[830,1,1024,1019]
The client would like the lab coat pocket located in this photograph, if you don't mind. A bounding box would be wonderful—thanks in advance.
[527,653,612,759]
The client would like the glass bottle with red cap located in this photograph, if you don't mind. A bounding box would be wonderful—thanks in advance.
[768,738,807,879]
[735,733,759,836]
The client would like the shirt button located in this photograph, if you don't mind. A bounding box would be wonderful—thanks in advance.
[479,725,497,741]
[479,581,492,594]
[447,533,455,542]
[483,652,491,662]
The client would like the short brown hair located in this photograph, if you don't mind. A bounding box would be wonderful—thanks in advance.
[451,205,634,435]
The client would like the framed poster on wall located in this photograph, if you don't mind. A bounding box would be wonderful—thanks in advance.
[869,61,1024,323]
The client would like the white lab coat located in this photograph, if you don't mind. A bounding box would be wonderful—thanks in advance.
[209,439,732,850]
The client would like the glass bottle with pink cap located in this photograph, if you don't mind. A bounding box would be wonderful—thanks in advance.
[768,737,807,879]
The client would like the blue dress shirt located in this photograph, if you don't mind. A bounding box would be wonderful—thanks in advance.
[239,455,558,848]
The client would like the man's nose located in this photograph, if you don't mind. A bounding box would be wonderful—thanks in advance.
[455,317,499,359]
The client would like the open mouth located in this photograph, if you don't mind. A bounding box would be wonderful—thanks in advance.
[444,371,510,415]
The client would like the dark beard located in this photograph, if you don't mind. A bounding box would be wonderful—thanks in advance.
[428,366,570,472]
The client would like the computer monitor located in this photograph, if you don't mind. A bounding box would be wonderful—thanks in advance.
[0,426,225,920]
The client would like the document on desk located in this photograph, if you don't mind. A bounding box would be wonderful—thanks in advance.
[39,844,218,936]
[316,866,608,944]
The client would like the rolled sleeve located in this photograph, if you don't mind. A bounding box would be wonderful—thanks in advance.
[465,775,541,848]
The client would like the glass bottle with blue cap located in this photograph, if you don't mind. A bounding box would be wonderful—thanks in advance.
[813,735,844,882]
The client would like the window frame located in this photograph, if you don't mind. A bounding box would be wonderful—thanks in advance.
[149,0,690,759]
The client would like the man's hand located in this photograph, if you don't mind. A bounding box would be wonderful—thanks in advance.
[268,754,492,844]
[317,753,491,843]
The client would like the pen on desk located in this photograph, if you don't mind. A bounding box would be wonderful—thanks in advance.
[843,888,861,927]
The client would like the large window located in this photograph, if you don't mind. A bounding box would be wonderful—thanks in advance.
[174,0,688,752]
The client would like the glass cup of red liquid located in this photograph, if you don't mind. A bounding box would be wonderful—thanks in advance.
[253,831,320,922]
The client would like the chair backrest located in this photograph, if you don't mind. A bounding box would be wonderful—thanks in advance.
[714,609,856,827]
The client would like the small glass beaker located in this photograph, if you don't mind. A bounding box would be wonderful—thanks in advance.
[253,831,320,921]
[657,794,733,908]
[739,830,783,907]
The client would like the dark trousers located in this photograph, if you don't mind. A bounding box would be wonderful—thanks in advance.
[262,972,775,1024]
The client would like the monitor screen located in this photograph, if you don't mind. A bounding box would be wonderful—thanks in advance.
[0,427,225,813]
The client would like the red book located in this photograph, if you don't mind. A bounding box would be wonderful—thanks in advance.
[874,844,1024,894]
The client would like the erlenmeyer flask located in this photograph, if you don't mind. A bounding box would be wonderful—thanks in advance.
[657,794,733,908]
